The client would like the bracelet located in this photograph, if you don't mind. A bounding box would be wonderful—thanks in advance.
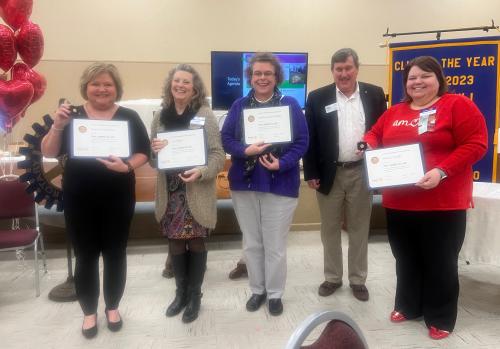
[51,125,64,132]
[123,159,134,173]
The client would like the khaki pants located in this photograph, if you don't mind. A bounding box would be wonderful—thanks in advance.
[316,165,372,285]
[231,191,298,299]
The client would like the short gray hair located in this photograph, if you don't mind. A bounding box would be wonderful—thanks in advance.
[245,52,284,85]
[331,48,360,69]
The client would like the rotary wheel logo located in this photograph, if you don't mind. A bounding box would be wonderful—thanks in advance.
[17,114,65,211]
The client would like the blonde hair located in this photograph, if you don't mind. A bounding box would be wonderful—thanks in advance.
[79,62,123,101]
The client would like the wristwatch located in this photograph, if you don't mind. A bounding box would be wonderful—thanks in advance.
[123,159,134,173]
[436,168,447,180]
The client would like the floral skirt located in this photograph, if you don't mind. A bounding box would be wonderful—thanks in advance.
[160,175,209,240]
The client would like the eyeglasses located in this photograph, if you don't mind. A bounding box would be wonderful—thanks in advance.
[252,71,275,78]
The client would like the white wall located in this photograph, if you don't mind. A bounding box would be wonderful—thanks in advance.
[4,0,500,140]
[33,0,500,64]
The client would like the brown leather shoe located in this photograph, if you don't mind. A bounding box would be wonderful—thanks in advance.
[228,262,247,280]
[318,281,342,297]
[350,284,369,301]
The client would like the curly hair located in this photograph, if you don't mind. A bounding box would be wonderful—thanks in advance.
[245,52,284,86]
[161,64,208,111]
[79,62,123,101]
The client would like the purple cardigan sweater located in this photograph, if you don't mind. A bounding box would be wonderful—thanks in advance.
[221,95,309,198]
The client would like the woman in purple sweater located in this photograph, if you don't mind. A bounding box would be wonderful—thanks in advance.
[221,52,308,316]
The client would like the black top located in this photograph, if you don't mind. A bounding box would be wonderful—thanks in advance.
[59,105,150,193]
[159,103,197,131]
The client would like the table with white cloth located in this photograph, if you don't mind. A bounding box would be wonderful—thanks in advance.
[460,182,500,266]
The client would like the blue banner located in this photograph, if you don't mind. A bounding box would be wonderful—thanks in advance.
[389,37,500,182]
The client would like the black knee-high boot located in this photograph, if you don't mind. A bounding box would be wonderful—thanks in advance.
[182,251,207,323]
[166,253,188,317]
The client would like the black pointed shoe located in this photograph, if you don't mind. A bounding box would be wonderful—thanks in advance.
[82,325,97,339]
[105,309,123,332]
[81,314,98,339]
[268,298,283,316]
[246,293,267,312]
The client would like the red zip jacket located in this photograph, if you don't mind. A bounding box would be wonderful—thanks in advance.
[364,94,488,211]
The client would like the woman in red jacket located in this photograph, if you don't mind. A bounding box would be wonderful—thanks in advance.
[364,56,488,340]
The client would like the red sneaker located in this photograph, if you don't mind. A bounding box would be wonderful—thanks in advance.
[429,326,450,340]
[390,310,407,323]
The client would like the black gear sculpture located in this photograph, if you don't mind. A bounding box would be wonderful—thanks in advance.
[17,114,65,211]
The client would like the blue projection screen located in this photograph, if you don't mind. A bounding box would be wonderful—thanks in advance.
[211,51,308,110]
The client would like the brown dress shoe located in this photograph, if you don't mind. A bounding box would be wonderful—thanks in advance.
[318,281,342,297]
[350,284,369,301]
[228,262,247,280]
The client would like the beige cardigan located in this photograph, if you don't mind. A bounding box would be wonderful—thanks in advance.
[149,105,225,229]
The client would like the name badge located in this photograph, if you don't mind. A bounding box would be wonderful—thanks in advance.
[189,116,205,129]
[324,103,338,114]
[418,108,437,135]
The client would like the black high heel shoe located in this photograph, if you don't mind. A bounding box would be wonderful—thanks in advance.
[105,308,123,332]
[81,314,98,339]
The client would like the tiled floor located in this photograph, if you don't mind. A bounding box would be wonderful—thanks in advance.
[1,231,500,348]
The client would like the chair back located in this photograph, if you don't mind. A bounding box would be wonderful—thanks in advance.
[301,320,365,349]
[285,310,368,349]
[0,179,35,219]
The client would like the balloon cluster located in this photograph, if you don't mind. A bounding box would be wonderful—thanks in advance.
[0,0,45,134]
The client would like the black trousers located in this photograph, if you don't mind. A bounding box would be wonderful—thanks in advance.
[64,178,135,315]
[386,209,466,332]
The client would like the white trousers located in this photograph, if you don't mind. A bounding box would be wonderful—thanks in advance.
[231,191,298,299]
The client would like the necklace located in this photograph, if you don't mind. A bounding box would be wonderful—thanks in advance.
[255,95,273,104]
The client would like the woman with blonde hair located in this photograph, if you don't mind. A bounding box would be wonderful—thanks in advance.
[42,62,150,338]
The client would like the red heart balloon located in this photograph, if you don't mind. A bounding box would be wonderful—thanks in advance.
[0,78,34,121]
[16,21,43,67]
[2,0,33,30]
[11,62,46,103]
[0,24,16,72]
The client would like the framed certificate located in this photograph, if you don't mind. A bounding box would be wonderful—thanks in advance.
[364,143,425,189]
[71,119,130,158]
[157,128,207,171]
[242,105,292,145]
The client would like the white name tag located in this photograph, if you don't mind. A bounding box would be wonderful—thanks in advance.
[418,108,437,135]
[325,103,338,114]
[190,116,205,129]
